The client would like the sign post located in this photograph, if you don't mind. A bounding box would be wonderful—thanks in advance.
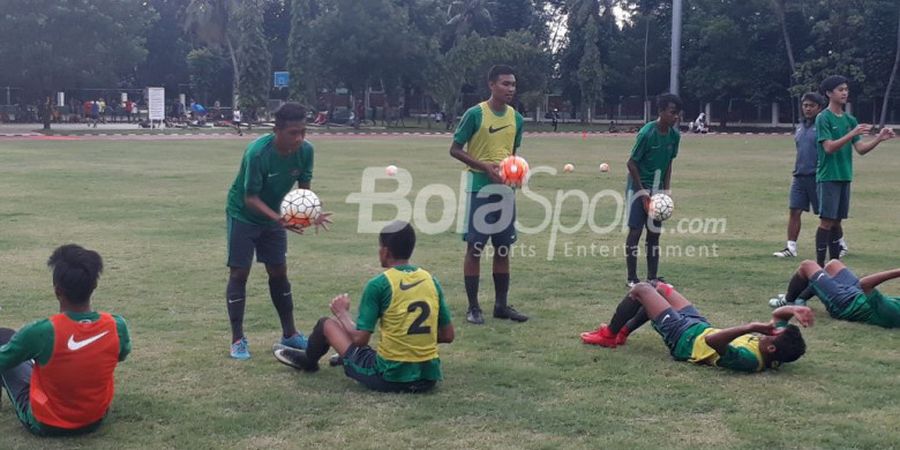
[148,87,165,129]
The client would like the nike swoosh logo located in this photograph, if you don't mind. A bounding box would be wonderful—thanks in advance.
[662,314,671,323]
[268,173,279,178]
[399,279,425,291]
[67,331,109,351]
[488,125,511,134]
[228,297,245,304]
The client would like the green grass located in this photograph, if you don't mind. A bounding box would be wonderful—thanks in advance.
[1,133,899,449]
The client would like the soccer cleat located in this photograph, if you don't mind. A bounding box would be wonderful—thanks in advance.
[773,248,797,258]
[273,346,319,372]
[626,278,641,288]
[494,305,529,322]
[230,337,250,360]
[615,326,631,346]
[840,242,849,258]
[768,294,791,308]
[328,353,343,367]
[581,325,618,347]
[280,333,309,350]
[466,306,485,325]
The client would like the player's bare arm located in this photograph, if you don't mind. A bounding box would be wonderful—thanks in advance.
[858,268,900,294]
[853,126,896,155]
[772,305,815,327]
[823,124,870,154]
[450,141,503,183]
[705,322,775,355]
[329,293,371,346]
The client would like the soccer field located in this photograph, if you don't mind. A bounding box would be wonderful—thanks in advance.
[1,133,899,449]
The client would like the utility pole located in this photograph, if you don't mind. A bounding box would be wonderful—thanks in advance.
[670,0,683,95]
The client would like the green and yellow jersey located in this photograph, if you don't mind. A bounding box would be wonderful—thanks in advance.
[627,120,680,191]
[815,109,860,182]
[453,101,525,192]
[226,134,314,225]
[671,323,765,373]
[354,265,452,383]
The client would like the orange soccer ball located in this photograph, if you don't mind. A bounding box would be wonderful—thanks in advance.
[499,155,529,186]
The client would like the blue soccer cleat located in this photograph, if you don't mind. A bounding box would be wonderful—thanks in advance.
[280,333,308,350]
[230,337,250,360]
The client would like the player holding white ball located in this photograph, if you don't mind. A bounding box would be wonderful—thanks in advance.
[224,103,332,360]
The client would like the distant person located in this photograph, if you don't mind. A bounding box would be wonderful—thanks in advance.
[233,108,243,136]
[551,108,559,132]
[691,112,708,133]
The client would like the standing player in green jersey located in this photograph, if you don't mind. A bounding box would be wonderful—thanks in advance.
[450,65,528,324]
[813,75,895,267]
[225,102,332,360]
[623,94,682,287]
[0,245,130,436]
[272,221,455,393]
[582,281,812,372]
[769,259,900,328]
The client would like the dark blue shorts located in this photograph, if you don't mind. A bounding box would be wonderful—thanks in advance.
[226,215,287,268]
[810,268,863,318]
[463,186,517,248]
[789,175,818,213]
[818,181,851,220]
[626,190,662,230]
[651,306,708,354]
[342,345,436,393]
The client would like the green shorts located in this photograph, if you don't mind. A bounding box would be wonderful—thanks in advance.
[865,290,900,328]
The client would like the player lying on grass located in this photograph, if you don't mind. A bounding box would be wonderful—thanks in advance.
[0,245,130,436]
[770,259,900,328]
[582,282,812,372]
[272,221,455,393]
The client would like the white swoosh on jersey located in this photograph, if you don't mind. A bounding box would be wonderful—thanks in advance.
[67,331,110,351]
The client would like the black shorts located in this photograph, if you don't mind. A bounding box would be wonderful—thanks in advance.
[810,268,863,318]
[226,215,287,268]
[818,181,850,220]
[463,185,517,249]
[342,345,436,394]
[651,306,707,355]
[626,189,662,230]
[789,175,819,213]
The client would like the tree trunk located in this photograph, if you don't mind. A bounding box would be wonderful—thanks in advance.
[643,14,650,123]
[879,6,900,129]
[772,0,799,123]
[226,36,240,108]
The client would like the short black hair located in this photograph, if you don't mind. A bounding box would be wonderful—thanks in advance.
[770,324,806,367]
[274,102,307,128]
[379,221,416,260]
[488,65,516,83]
[47,244,103,304]
[819,75,849,95]
[801,92,826,107]
[657,93,683,112]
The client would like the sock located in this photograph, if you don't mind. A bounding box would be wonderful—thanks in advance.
[626,229,641,281]
[304,318,330,364]
[798,285,816,301]
[815,227,829,267]
[226,277,247,342]
[493,273,509,309]
[465,275,480,309]
[646,232,660,280]
[784,272,810,303]
[787,240,797,253]
[608,294,641,334]
[829,227,843,261]
[268,277,297,338]
[624,308,649,333]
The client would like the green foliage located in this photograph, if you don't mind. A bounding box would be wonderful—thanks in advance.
[237,0,272,110]
[577,17,604,121]
[187,48,227,104]
[287,0,313,102]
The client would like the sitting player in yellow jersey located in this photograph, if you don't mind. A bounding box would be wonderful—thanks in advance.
[273,221,454,393]
[769,259,900,328]
[583,282,812,372]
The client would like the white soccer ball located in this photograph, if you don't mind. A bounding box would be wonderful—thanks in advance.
[280,189,322,228]
[648,193,674,222]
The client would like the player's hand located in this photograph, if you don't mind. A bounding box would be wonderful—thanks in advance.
[877,127,896,141]
[330,293,351,315]
[853,124,873,136]
[280,219,306,235]
[313,211,333,234]
[791,306,815,327]
[749,321,778,335]
[486,163,504,184]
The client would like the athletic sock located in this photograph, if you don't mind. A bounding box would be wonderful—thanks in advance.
[465,276,480,309]
[493,273,510,309]
[226,277,247,342]
[646,233,660,280]
[608,294,642,334]
[626,245,639,280]
[815,227,829,267]
[787,240,797,253]
[785,272,810,303]
[624,308,649,333]
[268,277,297,338]
[305,318,330,363]
[829,228,844,261]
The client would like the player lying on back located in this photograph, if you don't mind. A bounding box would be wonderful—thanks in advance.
[770,259,900,328]
[272,221,455,393]
[0,244,131,436]
[582,282,812,372]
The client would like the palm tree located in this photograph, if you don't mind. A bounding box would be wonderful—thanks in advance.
[183,0,240,106]
[446,0,496,42]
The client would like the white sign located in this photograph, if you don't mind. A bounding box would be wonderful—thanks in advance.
[148,87,165,121]
[57,91,64,106]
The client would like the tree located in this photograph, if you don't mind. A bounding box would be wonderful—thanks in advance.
[287,0,313,102]
[577,16,603,122]
[136,0,192,94]
[187,48,229,105]
[447,0,497,42]
[237,0,272,111]
[0,0,155,129]
[183,0,240,106]
[880,4,900,128]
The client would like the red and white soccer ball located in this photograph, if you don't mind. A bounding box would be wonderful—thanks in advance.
[280,189,322,228]
[499,155,529,186]
[648,193,674,222]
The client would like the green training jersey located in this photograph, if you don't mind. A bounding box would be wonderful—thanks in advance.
[453,102,525,192]
[225,134,314,225]
[355,265,452,383]
[865,290,900,328]
[815,109,860,182]
[627,121,680,191]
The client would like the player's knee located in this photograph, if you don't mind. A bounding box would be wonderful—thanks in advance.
[630,282,655,297]
[265,264,288,279]
[798,260,820,277]
[824,259,845,273]
[229,269,250,284]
